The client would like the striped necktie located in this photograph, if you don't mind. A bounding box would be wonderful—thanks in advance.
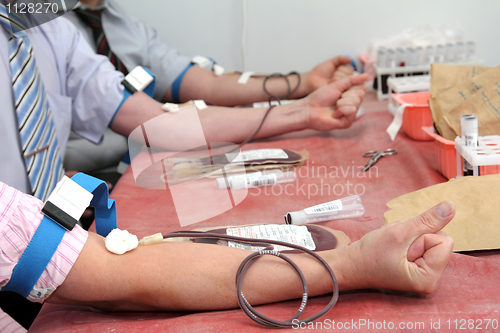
[0,4,64,201]
[74,8,128,75]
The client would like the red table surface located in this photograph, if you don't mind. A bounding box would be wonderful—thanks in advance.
[30,100,500,332]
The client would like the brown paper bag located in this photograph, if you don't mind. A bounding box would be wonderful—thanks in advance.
[430,64,492,98]
[429,65,499,140]
[445,82,500,136]
[384,174,500,252]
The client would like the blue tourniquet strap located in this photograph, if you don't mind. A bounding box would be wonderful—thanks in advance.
[112,67,156,168]
[71,173,117,237]
[2,216,65,298]
[171,63,193,103]
[111,67,156,125]
[1,173,117,297]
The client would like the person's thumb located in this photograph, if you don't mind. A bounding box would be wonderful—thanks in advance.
[402,201,455,241]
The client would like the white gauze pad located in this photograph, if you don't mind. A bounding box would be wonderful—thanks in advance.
[105,229,139,255]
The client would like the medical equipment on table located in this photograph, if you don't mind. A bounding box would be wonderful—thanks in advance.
[361,149,398,172]
[373,41,482,100]
[460,114,475,176]
[216,169,297,190]
[463,116,479,175]
[160,149,305,184]
[285,195,365,225]
[454,121,500,178]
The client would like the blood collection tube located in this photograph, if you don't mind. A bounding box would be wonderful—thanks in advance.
[217,170,297,190]
[396,47,406,67]
[466,41,476,59]
[376,48,391,94]
[436,44,445,63]
[425,45,435,64]
[415,46,424,65]
[463,116,479,176]
[456,42,466,61]
[445,42,456,62]
[406,47,417,67]
[461,114,474,176]
[395,47,406,77]
[377,48,388,67]
[284,195,365,225]
[387,48,396,68]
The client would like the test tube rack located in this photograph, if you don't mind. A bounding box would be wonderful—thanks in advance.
[387,75,430,115]
[455,135,500,177]
[375,58,483,100]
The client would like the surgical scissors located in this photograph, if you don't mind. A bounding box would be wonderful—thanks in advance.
[360,149,397,172]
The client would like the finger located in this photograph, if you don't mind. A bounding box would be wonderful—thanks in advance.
[407,234,426,262]
[411,233,454,271]
[332,107,357,128]
[331,74,368,94]
[333,104,358,117]
[309,74,366,107]
[329,114,355,129]
[348,83,367,91]
[342,88,365,99]
[331,55,353,67]
[336,64,354,74]
[333,66,354,79]
[336,96,361,107]
[401,201,455,240]
[333,72,350,81]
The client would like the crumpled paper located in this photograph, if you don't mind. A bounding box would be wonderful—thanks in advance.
[384,174,500,252]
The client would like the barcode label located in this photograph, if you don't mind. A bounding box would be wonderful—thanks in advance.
[247,174,277,187]
[304,199,342,214]
[226,149,289,163]
[465,134,478,147]
[226,225,316,252]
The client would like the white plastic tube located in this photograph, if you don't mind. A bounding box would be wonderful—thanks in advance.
[284,195,365,225]
[217,170,297,190]
[461,114,474,175]
[464,116,479,175]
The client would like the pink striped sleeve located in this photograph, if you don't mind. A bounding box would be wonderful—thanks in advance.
[0,182,88,303]
[0,310,26,333]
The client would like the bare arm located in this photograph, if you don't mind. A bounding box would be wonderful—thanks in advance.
[163,56,354,106]
[109,74,368,151]
[47,201,454,312]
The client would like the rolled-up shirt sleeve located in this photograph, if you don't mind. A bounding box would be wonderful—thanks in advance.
[0,182,88,304]
[64,1,192,102]
[0,310,26,333]
[61,18,125,144]
[137,20,192,101]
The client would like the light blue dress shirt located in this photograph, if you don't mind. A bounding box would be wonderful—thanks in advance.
[65,0,192,102]
[0,15,124,194]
